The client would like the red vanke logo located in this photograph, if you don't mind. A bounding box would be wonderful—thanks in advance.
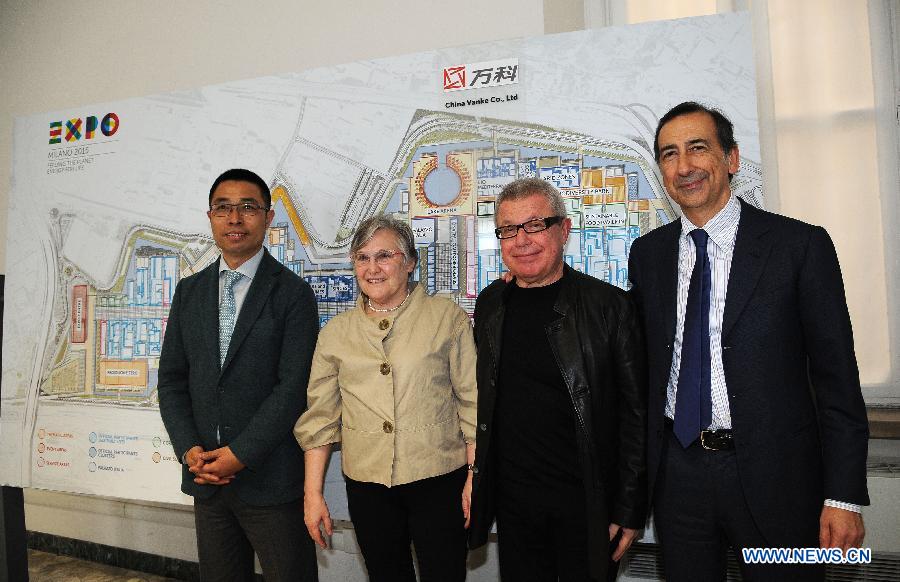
[443,66,466,91]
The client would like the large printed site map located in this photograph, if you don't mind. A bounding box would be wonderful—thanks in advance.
[1,13,760,505]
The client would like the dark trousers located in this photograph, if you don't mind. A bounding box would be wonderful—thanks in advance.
[654,428,823,582]
[193,486,317,582]
[495,482,616,582]
[345,467,468,582]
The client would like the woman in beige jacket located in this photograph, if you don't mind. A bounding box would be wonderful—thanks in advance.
[294,215,477,582]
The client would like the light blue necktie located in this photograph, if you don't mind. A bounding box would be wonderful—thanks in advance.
[219,270,244,366]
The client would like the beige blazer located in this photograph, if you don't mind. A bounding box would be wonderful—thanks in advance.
[294,284,477,486]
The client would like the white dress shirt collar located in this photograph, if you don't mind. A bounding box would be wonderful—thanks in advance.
[680,193,742,251]
[219,246,265,280]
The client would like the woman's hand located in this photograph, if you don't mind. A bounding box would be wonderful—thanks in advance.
[462,470,474,529]
[304,491,334,549]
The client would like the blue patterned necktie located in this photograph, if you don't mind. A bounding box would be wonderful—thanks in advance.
[674,229,712,448]
[219,270,244,366]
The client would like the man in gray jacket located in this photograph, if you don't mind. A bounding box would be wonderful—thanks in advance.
[159,168,319,581]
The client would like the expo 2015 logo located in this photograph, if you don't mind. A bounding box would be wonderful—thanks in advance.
[49,113,120,144]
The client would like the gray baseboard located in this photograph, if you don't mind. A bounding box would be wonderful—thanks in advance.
[26,531,219,581]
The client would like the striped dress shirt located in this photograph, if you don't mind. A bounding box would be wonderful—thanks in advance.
[666,193,740,430]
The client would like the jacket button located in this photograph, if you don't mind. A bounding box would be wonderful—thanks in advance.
[383,421,393,433]
[378,319,389,330]
[471,465,479,474]
[479,423,487,431]
[380,362,391,375]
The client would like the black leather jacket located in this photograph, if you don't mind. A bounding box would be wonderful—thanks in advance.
[468,265,647,579]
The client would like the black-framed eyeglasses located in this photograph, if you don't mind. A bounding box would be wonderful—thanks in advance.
[209,202,269,218]
[494,216,563,239]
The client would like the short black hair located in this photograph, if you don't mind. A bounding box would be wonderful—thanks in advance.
[653,101,738,163]
[208,168,271,209]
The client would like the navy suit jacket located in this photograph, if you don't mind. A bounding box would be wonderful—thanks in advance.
[628,199,869,546]
[158,249,319,505]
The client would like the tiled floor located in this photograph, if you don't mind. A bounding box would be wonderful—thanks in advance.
[28,550,179,582]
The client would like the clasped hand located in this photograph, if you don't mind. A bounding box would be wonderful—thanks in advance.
[186,445,245,485]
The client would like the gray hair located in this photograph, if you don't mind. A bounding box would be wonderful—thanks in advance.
[495,178,567,225]
[350,215,419,268]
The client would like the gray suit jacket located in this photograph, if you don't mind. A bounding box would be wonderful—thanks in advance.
[159,249,319,505]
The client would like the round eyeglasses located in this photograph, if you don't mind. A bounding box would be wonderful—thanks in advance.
[352,249,405,266]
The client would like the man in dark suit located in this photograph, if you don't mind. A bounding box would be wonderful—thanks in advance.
[628,102,869,580]
[159,168,319,581]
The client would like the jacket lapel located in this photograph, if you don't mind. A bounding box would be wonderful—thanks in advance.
[220,250,280,373]
[546,266,578,400]
[656,220,681,344]
[485,285,510,381]
[545,267,599,486]
[199,261,222,367]
[722,200,774,339]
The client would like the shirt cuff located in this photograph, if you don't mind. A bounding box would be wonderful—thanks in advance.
[824,499,861,513]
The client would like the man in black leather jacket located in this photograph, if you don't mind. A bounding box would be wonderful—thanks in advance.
[468,178,648,581]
